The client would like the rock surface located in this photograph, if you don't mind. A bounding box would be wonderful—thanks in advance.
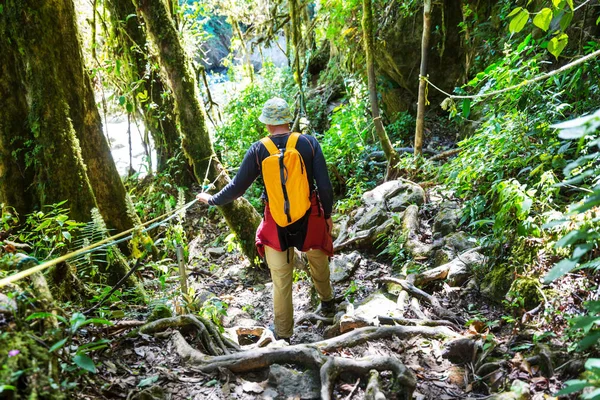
[433,202,462,237]
[263,364,320,400]
[329,251,362,283]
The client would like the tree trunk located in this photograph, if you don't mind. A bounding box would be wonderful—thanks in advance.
[232,18,254,83]
[138,0,262,266]
[361,0,400,178]
[106,0,188,182]
[0,28,35,217]
[2,0,142,289]
[414,0,432,157]
[2,0,98,224]
[289,0,306,124]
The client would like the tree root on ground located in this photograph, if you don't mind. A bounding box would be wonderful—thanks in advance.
[377,315,459,329]
[140,315,240,355]
[377,276,464,323]
[365,370,388,400]
[141,317,459,400]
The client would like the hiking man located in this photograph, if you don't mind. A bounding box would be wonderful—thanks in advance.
[196,97,335,340]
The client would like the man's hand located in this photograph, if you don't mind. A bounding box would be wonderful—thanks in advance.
[196,192,212,204]
[326,217,333,235]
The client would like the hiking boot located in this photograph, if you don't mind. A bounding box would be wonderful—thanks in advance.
[268,324,290,344]
[319,298,337,317]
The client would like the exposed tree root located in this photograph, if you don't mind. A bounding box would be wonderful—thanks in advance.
[377,315,459,329]
[142,318,459,399]
[140,315,240,355]
[365,370,387,400]
[377,276,463,323]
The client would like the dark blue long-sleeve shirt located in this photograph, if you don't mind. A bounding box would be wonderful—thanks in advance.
[208,133,334,218]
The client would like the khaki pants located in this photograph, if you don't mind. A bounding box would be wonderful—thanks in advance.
[265,246,333,338]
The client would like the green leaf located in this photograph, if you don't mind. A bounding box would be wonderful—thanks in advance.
[533,8,553,31]
[49,338,68,352]
[0,5,4,14]
[70,312,86,333]
[73,354,97,373]
[565,0,574,10]
[126,102,134,113]
[507,7,523,18]
[548,33,569,59]
[596,15,600,25]
[578,332,600,351]
[138,375,159,388]
[509,9,530,34]
[62,231,72,241]
[462,99,471,119]
[560,11,574,31]
[587,358,600,370]
[556,380,592,396]
[126,13,137,21]
[552,0,565,9]
[118,96,126,106]
[26,312,67,324]
[543,258,577,283]
[0,386,16,393]
[555,230,584,248]
[582,388,600,400]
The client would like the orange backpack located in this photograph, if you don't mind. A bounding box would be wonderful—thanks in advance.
[260,133,311,227]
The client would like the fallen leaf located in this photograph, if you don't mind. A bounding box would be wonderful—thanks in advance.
[138,375,159,388]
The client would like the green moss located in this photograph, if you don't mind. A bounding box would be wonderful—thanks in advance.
[147,304,173,323]
[480,263,513,301]
[0,331,65,399]
[509,277,543,310]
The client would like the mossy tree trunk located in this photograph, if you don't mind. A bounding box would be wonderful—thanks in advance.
[106,0,189,183]
[0,30,35,217]
[138,0,262,265]
[361,0,400,178]
[289,0,306,123]
[2,0,141,289]
[2,0,98,224]
[414,0,432,157]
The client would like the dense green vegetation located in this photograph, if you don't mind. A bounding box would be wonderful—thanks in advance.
[1,0,600,398]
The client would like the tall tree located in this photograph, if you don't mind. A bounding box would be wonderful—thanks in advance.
[414,0,432,157]
[137,0,262,265]
[289,0,306,126]
[361,0,400,178]
[106,0,186,178]
[0,31,35,217]
[1,0,142,288]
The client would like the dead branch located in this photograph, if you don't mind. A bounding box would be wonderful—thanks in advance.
[429,148,460,162]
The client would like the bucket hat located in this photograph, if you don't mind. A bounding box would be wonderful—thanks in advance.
[258,97,294,125]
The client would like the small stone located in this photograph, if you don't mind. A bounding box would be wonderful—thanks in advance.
[443,338,481,365]
[362,180,424,208]
[207,247,226,258]
[445,252,486,286]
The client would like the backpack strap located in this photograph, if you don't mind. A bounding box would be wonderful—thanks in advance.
[260,137,280,155]
[286,132,301,150]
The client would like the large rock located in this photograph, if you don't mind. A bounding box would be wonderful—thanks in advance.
[263,364,320,400]
[446,252,486,286]
[433,202,462,237]
[362,180,425,209]
[355,205,388,230]
[444,231,477,253]
[329,252,362,283]
[354,291,401,323]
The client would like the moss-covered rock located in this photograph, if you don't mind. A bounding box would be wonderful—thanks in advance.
[508,277,543,310]
[480,264,513,302]
[147,304,173,323]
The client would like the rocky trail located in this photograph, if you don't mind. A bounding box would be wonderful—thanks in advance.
[89,181,571,400]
